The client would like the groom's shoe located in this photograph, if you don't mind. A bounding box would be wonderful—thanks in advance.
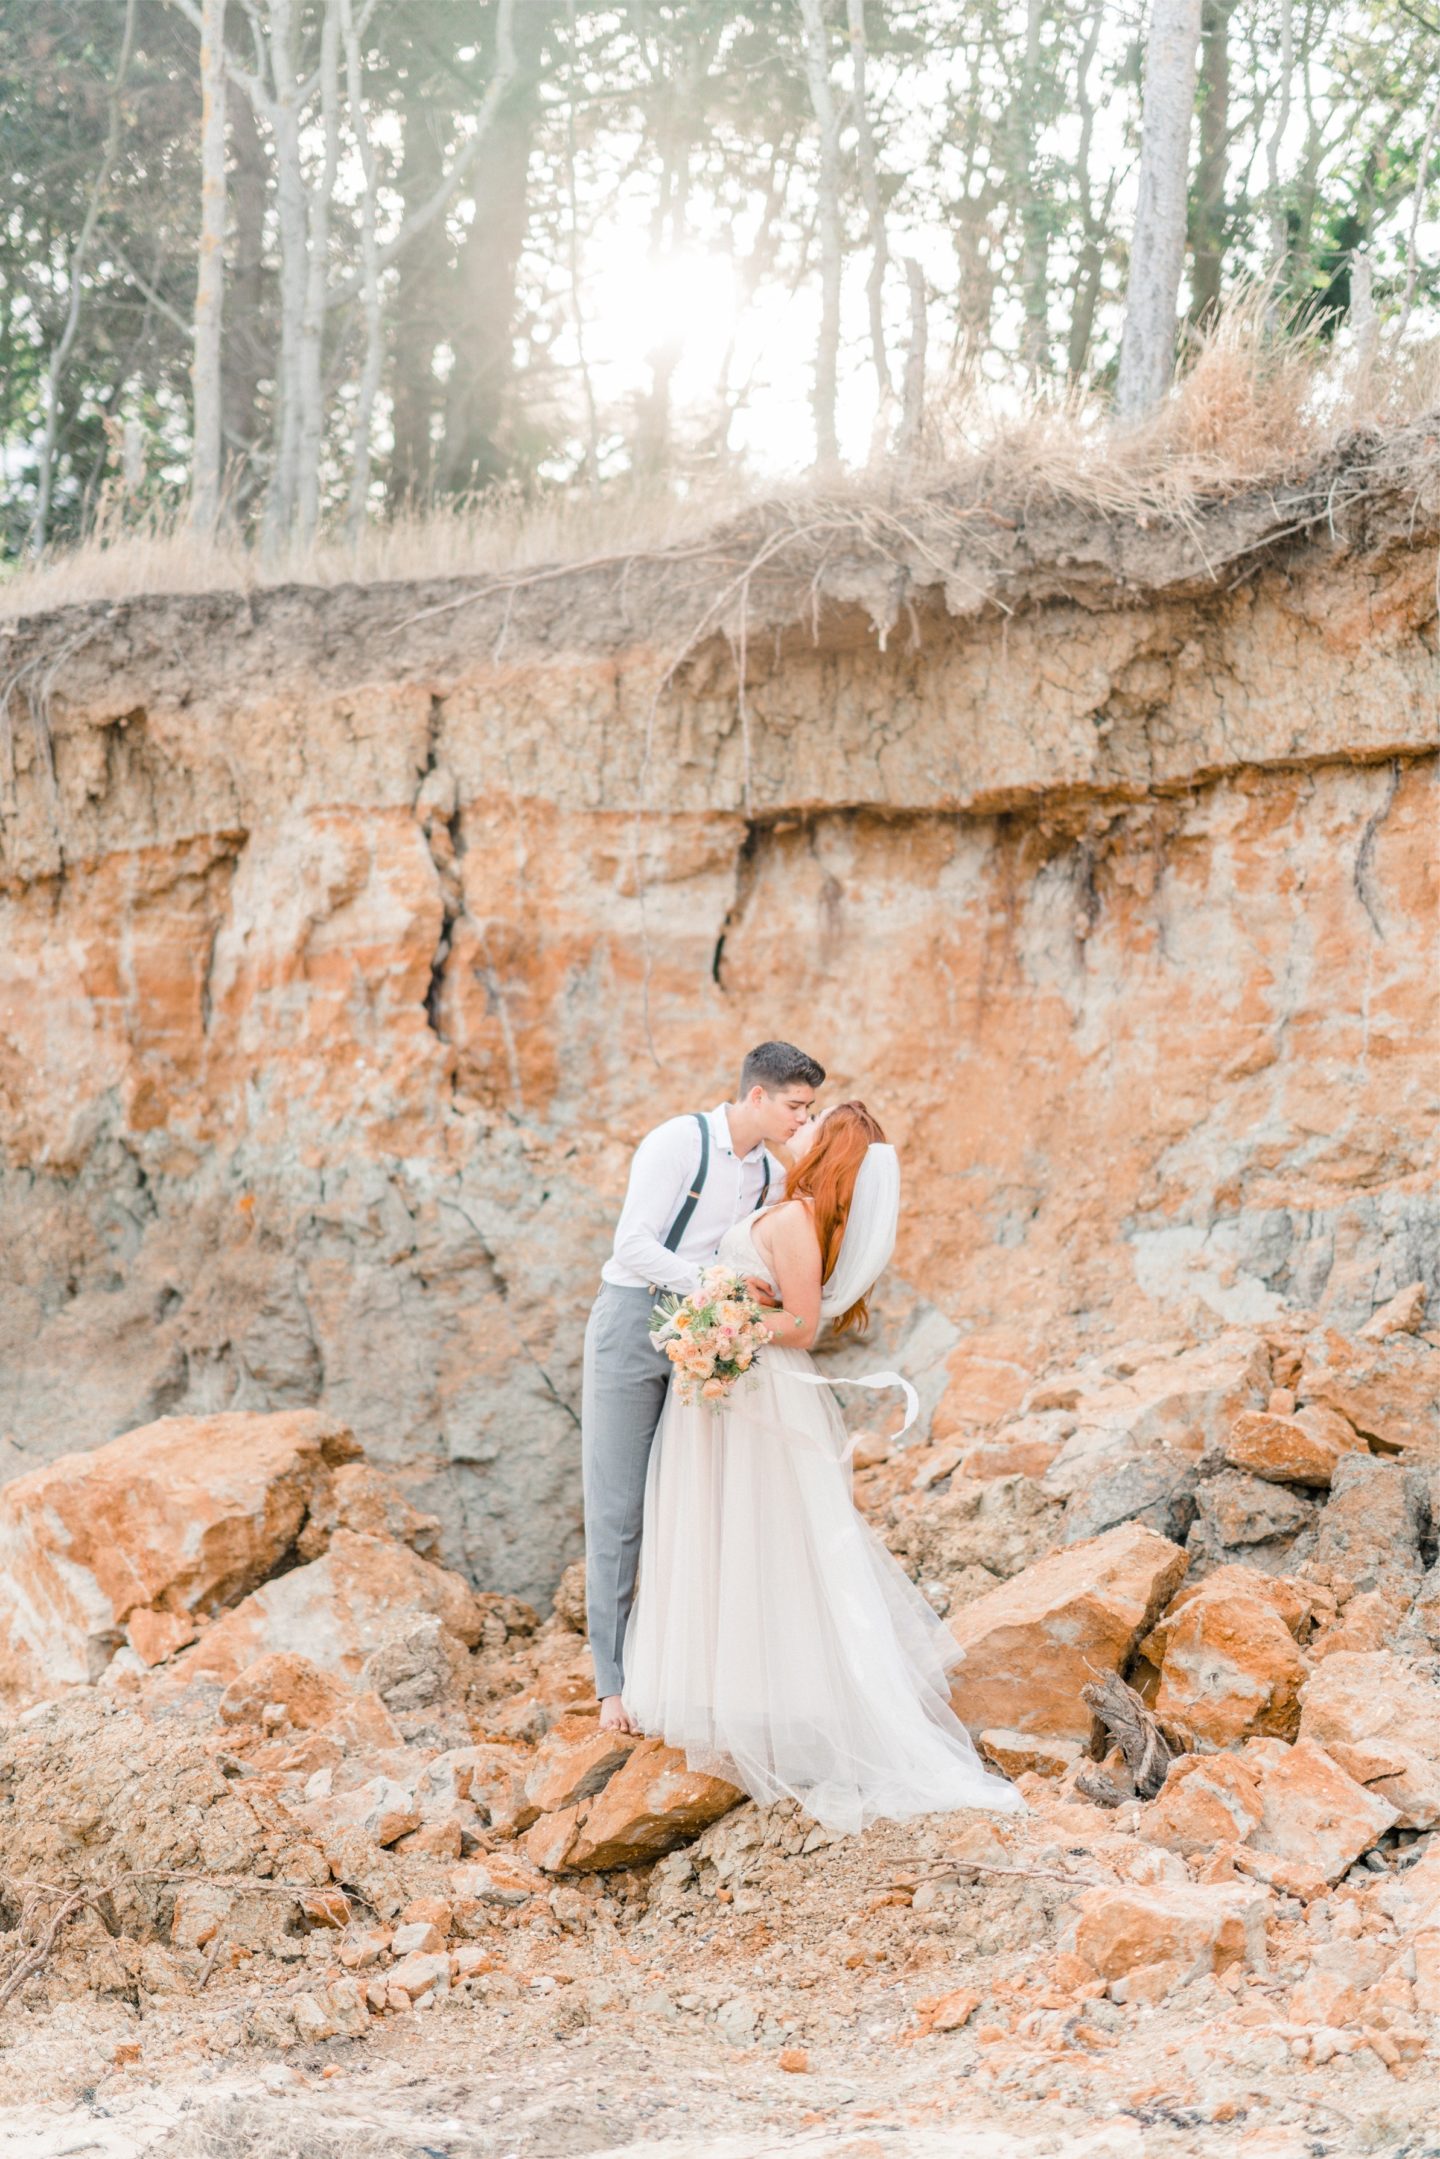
[598,1693,640,1734]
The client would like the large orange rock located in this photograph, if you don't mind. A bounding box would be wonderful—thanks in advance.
[1244,1737,1398,1883]
[946,1523,1188,1742]
[523,1716,641,1813]
[1138,1752,1265,1856]
[0,1410,358,1708]
[1223,1406,1367,1487]
[1298,1651,1440,1830]
[1297,1329,1440,1455]
[1146,1566,1309,1746]
[529,1739,742,1872]
[180,1528,486,1684]
[1072,1882,1269,1981]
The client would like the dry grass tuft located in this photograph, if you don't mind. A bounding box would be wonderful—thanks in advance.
[3,299,1439,629]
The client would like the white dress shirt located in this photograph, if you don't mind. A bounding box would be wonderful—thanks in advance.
[601,1104,778,1296]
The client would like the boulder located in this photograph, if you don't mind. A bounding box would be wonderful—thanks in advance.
[530,1739,742,1872]
[1223,1407,1367,1488]
[1060,1452,1199,1547]
[1146,1567,1309,1747]
[1185,1471,1317,1580]
[360,1617,471,1716]
[958,1425,1065,1482]
[1138,1753,1265,1856]
[217,1652,348,1731]
[1358,1283,1430,1340]
[448,1854,547,1909]
[296,1461,441,1561]
[1298,1651,1440,1830]
[885,1471,1063,1587]
[550,1558,588,1634]
[180,1529,485,1684]
[1297,1328,1440,1454]
[945,1522,1188,1742]
[1071,1881,1269,1982]
[523,1717,641,1813]
[1295,1455,1429,1600]
[295,1773,421,1850]
[1038,1335,1272,1500]
[1244,1738,1398,1883]
[0,1410,358,1709]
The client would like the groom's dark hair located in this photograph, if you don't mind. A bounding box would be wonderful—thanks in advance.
[740,1040,825,1094]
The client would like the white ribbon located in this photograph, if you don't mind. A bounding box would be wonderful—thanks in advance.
[786,1367,920,1438]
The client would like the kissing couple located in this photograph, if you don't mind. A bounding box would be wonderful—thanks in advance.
[581,1040,1023,1835]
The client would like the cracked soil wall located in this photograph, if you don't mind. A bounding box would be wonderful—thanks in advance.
[1,506,1436,1603]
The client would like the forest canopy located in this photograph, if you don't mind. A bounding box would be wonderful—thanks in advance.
[1,0,1437,564]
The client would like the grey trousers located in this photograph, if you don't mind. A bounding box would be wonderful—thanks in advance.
[581,1283,672,1699]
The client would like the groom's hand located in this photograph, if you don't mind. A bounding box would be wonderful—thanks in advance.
[745,1275,782,1308]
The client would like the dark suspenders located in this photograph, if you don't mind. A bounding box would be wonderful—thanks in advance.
[661,1114,773,1254]
[662,1113,711,1252]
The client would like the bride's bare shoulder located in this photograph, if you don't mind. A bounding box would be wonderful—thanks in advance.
[753,1196,818,1257]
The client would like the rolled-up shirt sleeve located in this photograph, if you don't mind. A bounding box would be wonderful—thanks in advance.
[611,1119,703,1295]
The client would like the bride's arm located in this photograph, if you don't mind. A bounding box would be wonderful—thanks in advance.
[753,1201,824,1349]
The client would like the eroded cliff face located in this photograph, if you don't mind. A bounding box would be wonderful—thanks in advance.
[0,494,1436,1601]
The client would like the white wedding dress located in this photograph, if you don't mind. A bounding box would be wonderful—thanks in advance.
[623,1210,1025,1834]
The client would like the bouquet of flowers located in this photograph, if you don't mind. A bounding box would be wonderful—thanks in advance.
[649,1266,774,1409]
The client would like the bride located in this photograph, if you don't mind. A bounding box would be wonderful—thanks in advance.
[623,1100,1024,1834]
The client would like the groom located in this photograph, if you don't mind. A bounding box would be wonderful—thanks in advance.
[583,1039,826,1731]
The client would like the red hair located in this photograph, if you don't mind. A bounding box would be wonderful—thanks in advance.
[785,1100,887,1335]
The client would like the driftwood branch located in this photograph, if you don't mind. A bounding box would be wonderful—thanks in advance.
[1081,1670,1176,1799]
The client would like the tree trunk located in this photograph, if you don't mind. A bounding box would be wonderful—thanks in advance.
[189,0,227,536]
[221,82,268,509]
[437,2,550,495]
[798,0,842,475]
[295,0,342,548]
[30,0,137,554]
[1188,0,1231,323]
[847,0,892,450]
[263,0,309,552]
[894,256,927,462]
[341,0,381,537]
[388,103,446,508]
[1114,0,1205,420]
[1014,0,1049,379]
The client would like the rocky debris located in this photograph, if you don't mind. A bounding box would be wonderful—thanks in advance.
[1070,1881,1270,1983]
[1244,1737,1400,1885]
[1297,1326,1440,1454]
[883,1470,1063,1590]
[1293,1454,1430,1600]
[1036,1335,1271,1509]
[1059,1451,1199,1546]
[1358,1281,1430,1339]
[179,1528,488,1685]
[1138,1753,1266,1856]
[296,1461,442,1561]
[1145,1566,1310,1746]
[1298,1650,1440,1829]
[1223,1405,1367,1487]
[978,1730,1083,1780]
[526,1737,742,1872]
[0,1410,359,1709]
[1185,1470,1317,1577]
[946,1522,1188,1741]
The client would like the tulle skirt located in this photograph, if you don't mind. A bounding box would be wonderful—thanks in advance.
[623,1346,1026,1835]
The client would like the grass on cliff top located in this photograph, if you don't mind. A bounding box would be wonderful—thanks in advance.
[5,299,1440,626]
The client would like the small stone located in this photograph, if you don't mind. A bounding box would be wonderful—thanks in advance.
[290,1993,336,2043]
[390,1920,443,1957]
[778,2045,809,2072]
[448,1854,548,1906]
[716,1996,758,2046]
[387,1951,450,2003]
[916,1988,981,2033]
[1358,1283,1429,1340]
[978,1729,1082,1780]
